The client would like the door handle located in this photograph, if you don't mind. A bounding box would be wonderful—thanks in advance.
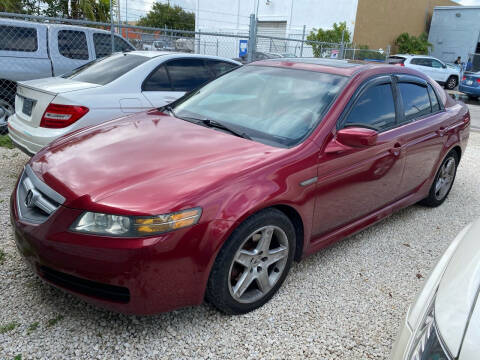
[436,127,446,136]
[390,142,402,157]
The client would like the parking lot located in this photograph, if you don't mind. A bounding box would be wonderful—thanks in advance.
[0,127,478,359]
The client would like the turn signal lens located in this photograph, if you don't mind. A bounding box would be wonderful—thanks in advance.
[462,76,466,81]
[477,78,480,83]
[135,208,202,234]
[70,208,202,237]
[40,103,89,128]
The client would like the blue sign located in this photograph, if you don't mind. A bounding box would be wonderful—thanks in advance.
[239,40,248,57]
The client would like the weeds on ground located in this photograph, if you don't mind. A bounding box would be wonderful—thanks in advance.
[46,315,64,328]
[27,322,39,334]
[0,322,18,334]
[0,249,5,264]
[13,355,22,360]
[0,135,14,149]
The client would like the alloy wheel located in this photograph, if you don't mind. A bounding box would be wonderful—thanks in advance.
[434,157,455,200]
[228,225,289,304]
[447,77,457,90]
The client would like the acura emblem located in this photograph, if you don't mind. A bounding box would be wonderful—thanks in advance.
[25,189,39,208]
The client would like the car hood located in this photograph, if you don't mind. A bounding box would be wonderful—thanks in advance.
[30,110,286,214]
[19,77,101,95]
[435,218,480,358]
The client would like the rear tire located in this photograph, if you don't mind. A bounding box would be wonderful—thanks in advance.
[205,208,295,315]
[0,81,16,135]
[0,98,14,135]
[419,151,459,207]
[445,76,458,90]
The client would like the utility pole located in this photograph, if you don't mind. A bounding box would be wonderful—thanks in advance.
[125,0,128,41]
[110,0,114,53]
[300,24,306,57]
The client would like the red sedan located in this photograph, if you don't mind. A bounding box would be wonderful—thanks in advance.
[10,59,470,315]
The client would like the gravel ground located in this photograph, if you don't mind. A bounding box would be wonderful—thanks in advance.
[1,132,479,360]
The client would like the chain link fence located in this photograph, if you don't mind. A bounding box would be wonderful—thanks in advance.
[0,11,390,133]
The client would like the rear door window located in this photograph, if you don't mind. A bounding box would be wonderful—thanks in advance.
[0,25,37,52]
[398,82,432,121]
[165,58,212,91]
[344,83,396,131]
[431,59,444,69]
[143,65,171,91]
[205,60,239,77]
[411,58,432,67]
[58,30,89,60]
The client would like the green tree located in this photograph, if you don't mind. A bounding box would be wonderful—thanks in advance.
[42,0,113,21]
[306,22,351,57]
[0,0,38,14]
[395,32,432,55]
[138,2,195,30]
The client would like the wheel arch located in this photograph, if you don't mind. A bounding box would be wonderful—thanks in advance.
[451,145,462,161]
[270,204,305,261]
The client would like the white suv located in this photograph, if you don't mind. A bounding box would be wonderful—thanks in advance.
[388,54,461,90]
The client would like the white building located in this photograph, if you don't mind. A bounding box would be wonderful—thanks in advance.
[193,0,359,58]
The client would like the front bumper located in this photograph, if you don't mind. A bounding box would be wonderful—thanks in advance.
[391,309,414,360]
[10,189,230,315]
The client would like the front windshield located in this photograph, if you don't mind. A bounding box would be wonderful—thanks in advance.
[174,65,348,147]
[61,53,149,85]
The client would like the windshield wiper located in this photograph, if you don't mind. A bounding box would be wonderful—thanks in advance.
[176,115,252,140]
[160,104,176,117]
[199,119,252,140]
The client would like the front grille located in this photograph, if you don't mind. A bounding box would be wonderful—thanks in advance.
[16,165,65,224]
[39,265,130,304]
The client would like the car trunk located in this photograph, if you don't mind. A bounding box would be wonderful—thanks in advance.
[14,78,101,128]
[462,74,480,88]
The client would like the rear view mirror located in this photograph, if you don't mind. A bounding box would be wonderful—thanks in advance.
[337,127,378,147]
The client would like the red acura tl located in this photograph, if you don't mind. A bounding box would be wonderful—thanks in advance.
[10,59,470,315]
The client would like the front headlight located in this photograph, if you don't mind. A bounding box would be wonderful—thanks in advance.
[408,301,451,360]
[70,208,202,237]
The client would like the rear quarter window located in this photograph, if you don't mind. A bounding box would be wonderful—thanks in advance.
[0,25,37,52]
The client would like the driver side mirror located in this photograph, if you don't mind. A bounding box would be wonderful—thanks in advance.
[325,127,378,153]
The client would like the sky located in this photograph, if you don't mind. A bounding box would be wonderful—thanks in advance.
[121,0,480,22]
[456,0,480,4]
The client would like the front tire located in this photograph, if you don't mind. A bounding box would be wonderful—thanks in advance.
[420,151,459,207]
[206,208,296,315]
[445,76,458,90]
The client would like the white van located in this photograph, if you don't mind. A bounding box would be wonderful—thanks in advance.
[0,18,135,133]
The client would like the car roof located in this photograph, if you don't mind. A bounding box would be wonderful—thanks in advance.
[0,18,114,35]
[391,54,440,60]
[119,51,242,65]
[250,58,391,77]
